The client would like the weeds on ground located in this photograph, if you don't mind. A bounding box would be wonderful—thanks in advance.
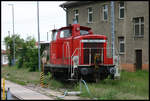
[73,70,149,100]
[1,66,149,100]
[1,66,40,85]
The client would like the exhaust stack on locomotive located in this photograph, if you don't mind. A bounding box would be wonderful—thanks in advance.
[44,23,120,82]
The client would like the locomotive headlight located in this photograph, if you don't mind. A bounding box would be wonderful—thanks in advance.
[73,56,79,66]
[76,27,80,31]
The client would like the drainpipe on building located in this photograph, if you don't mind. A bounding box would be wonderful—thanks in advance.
[111,1,120,78]
[111,1,115,63]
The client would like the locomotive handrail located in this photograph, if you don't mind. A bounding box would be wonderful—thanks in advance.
[62,41,71,78]
[70,47,104,78]
[62,42,70,62]
[89,48,91,65]
[64,42,71,77]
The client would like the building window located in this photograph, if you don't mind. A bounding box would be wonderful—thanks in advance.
[103,5,108,20]
[74,9,79,23]
[88,7,93,23]
[119,2,124,19]
[118,37,125,54]
[133,17,144,37]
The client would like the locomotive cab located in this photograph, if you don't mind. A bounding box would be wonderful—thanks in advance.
[44,24,118,82]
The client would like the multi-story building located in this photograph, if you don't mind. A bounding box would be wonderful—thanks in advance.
[60,1,149,71]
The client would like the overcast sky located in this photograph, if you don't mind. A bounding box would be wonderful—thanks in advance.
[1,1,66,49]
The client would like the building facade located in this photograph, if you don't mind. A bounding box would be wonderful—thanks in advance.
[60,1,149,71]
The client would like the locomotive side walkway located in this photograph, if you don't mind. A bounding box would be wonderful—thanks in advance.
[1,79,53,100]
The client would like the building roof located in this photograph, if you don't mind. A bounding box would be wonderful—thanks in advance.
[60,1,97,8]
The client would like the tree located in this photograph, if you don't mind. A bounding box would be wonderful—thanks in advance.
[4,34,24,66]
[17,36,39,71]
[4,34,44,72]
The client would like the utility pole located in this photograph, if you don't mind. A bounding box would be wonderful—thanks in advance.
[37,1,41,72]
[8,4,15,65]
[111,1,115,64]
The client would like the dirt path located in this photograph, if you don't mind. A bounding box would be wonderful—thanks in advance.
[25,83,90,100]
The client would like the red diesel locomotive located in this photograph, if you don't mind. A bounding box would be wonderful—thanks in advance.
[44,24,118,82]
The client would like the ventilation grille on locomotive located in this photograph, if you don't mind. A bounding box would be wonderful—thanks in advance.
[83,43,103,64]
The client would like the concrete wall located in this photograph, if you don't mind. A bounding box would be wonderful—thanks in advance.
[66,1,149,71]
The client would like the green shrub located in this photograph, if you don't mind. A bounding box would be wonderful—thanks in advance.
[26,48,39,72]
[15,36,40,72]
[43,72,51,85]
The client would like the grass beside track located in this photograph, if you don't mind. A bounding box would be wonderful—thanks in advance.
[1,66,149,100]
[1,66,40,85]
[74,70,149,100]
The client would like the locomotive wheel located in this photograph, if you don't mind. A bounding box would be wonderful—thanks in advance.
[73,68,80,80]
[81,74,94,82]
[93,68,99,83]
[99,68,109,80]
[52,71,69,81]
[95,78,99,83]
[110,74,115,80]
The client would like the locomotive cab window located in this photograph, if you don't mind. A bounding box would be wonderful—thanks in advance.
[60,29,71,38]
[80,30,89,35]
